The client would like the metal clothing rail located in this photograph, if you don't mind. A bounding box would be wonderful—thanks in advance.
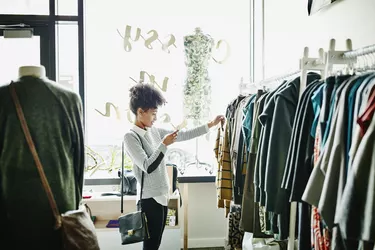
[343,43,375,59]
[238,70,300,95]
[259,70,301,85]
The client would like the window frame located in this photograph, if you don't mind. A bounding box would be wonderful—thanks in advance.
[0,0,85,117]
[1,0,255,185]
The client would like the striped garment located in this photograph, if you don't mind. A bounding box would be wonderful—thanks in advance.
[214,122,233,216]
[124,124,209,206]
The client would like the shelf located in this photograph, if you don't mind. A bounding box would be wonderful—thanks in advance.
[87,192,181,232]
[83,193,180,202]
[94,220,118,231]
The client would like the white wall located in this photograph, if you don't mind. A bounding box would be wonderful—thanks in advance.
[263,0,375,77]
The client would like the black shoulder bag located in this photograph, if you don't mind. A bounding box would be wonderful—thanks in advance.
[118,132,150,245]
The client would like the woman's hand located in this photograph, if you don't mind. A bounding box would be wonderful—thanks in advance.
[208,115,225,128]
[162,130,179,146]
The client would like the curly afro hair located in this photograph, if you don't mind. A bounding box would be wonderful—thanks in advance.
[129,83,167,115]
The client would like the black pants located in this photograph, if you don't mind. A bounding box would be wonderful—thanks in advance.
[140,198,168,250]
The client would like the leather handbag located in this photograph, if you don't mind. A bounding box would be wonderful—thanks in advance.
[9,82,100,250]
[118,169,137,195]
[118,133,150,245]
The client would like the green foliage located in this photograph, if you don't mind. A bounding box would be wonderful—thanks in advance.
[85,145,132,177]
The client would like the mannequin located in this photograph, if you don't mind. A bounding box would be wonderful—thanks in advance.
[18,65,46,79]
[0,63,85,248]
[183,27,214,127]
[183,28,215,174]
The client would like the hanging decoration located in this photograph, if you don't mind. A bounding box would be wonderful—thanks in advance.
[308,0,340,16]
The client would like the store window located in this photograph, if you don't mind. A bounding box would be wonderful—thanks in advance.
[0,0,49,15]
[56,22,79,93]
[85,0,250,180]
[0,0,78,16]
[0,36,40,85]
[56,0,77,16]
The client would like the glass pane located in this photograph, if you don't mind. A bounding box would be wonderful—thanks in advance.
[56,22,79,93]
[84,0,251,180]
[0,36,40,86]
[56,0,77,16]
[0,0,49,15]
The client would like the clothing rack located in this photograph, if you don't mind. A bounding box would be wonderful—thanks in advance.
[325,39,356,75]
[287,39,375,250]
[239,77,256,95]
[343,43,375,59]
[258,70,301,85]
[238,70,302,96]
[287,46,327,250]
[238,47,327,250]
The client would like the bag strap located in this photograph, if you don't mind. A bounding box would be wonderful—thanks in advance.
[121,141,125,214]
[121,130,145,214]
[9,82,62,229]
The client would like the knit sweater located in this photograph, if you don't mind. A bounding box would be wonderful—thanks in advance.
[0,76,84,249]
[124,124,209,205]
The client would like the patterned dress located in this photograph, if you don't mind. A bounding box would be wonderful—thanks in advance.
[183,29,214,126]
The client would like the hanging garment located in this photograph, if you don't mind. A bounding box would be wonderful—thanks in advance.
[282,79,323,194]
[282,79,323,249]
[304,74,370,229]
[318,76,334,145]
[346,75,375,170]
[227,96,247,149]
[288,79,322,199]
[243,95,257,151]
[312,83,330,250]
[254,93,270,204]
[258,82,287,207]
[321,75,352,148]
[302,75,353,209]
[336,111,375,243]
[215,96,247,216]
[231,96,252,204]
[250,92,275,237]
[358,87,375,136]
[240,92,272,236]
[227,204,245,249]
[310,84,325,137]
[265,73,320,214]
[239,95,257,231]
[349,79,375,168]
[302,73,375,249]
[215,121,233,217]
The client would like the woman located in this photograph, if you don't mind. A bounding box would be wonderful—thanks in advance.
[124,83,224,250]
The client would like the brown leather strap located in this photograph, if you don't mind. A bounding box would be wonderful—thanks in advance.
[9,83,62,229]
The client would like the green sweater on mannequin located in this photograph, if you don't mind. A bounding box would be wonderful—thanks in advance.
[0,76,85,249]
